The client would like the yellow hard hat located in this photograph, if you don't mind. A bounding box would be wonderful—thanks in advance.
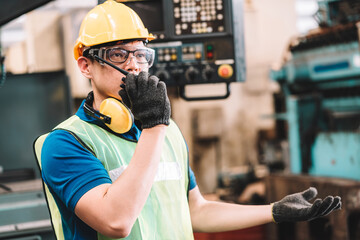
[74,0,155,60]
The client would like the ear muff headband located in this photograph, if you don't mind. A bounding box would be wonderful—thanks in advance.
[84,101,111,124]
[84,92,134,134]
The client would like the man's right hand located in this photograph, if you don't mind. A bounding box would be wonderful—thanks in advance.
[119,72,171,129]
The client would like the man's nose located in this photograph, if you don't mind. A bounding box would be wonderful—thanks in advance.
[124,55,140,73]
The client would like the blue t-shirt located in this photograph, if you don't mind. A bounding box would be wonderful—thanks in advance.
[41,100,197,240]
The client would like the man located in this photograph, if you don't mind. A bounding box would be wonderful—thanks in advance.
[34,1,341,239]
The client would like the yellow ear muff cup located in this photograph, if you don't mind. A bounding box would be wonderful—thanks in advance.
[99,98,133,134]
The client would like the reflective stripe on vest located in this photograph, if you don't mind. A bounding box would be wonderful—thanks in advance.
[34,133,65,240]
[35,116,194,240]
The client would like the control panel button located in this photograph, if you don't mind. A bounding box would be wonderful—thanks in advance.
[173,0,226,35]
[218,64,233,79]
[195,52,202,60]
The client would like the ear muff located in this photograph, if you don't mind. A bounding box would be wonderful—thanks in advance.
[84,92,134,134]
[99,98,134,133]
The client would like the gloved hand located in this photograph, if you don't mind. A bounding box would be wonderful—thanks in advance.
[272,187,341,223]
[118,71,171,129]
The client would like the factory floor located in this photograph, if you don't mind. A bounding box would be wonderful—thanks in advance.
[194,225,266,240]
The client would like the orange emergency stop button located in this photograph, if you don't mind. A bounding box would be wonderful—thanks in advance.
[218,64,233,79]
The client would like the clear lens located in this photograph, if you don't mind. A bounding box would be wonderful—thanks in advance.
[108,48,128,63]
[107,47,154,67]
[134,49,152,64]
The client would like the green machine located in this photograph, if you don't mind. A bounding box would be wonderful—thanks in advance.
[0,71,71,239]
[271,0,360,180]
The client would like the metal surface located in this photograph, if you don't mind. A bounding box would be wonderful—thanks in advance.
[0,180,55,239]
[316,0,360,27]
[0,71,72,176]
[179,82,231,101]
[311,133,360,180]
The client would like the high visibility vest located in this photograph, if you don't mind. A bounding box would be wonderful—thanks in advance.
[34,116,194,240]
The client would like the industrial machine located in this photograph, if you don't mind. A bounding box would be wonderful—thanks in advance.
[107,0,246,101]
[269,0,360,239]
[271,0,360,180]
[0,71,71,239]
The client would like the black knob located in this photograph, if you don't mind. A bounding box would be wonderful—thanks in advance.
[185,66,199,83]
[155,70,170,82]
[171,69,184,85]
[202,65,215,81]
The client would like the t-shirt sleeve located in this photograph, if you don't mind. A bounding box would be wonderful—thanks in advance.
[188,166,197,190]
[183,139,197,191]
[41,130,112,211]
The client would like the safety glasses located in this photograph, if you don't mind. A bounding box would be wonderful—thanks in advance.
[88,47,155,68]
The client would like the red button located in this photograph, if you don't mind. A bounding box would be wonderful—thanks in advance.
[218,64,233,79]
[221,68,229,76]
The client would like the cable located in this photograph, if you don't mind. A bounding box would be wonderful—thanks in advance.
[0,28,5,88]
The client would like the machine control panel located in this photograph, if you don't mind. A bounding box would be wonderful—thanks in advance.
[173,0,226,36]
[149,39,235,86]
[118,0,245,89]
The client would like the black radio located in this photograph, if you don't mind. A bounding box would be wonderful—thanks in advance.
[99,0,246,100]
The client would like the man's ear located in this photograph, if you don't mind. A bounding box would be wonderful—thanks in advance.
[77,56,92,79]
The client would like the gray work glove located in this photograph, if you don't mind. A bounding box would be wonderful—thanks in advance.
[272,187,341,223]
[118,71,171,129]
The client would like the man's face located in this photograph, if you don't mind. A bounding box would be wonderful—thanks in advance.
[87,40,152,103]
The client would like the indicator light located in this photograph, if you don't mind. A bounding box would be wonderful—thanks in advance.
[195,52,202,60]
[206,44,214,59]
